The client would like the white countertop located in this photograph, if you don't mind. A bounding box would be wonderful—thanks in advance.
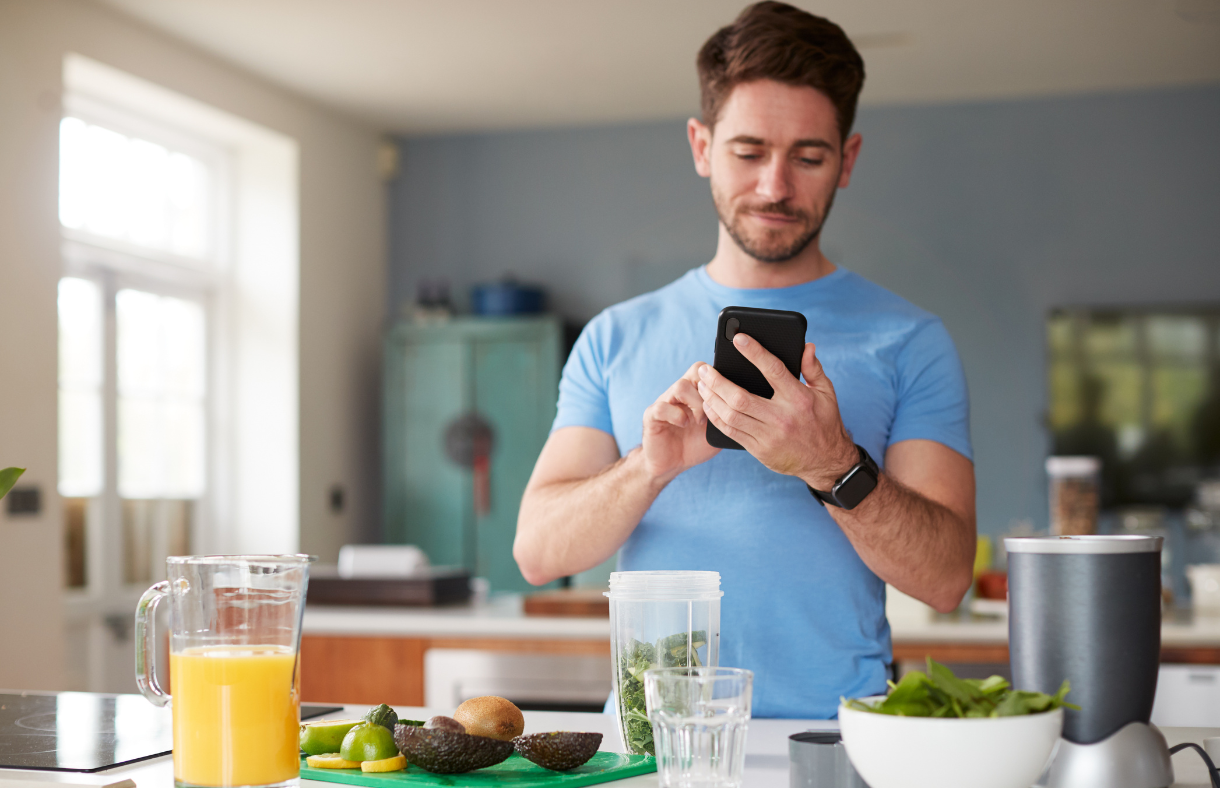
[19,707,1215,788]
[889,607,1220,647]
[303,595,610,639]
[304,593,1220,649]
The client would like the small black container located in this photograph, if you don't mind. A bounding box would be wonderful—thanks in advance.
[789,731,869,788]
[1007,535,1162,745]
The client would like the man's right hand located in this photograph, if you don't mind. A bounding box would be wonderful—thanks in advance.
[514,362,719,585]
[641,362,721,485]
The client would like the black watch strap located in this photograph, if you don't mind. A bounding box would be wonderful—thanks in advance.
[807,444,880,510]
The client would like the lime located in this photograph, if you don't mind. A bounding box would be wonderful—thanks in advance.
[340,722,400,763]
[361,754,407,773]
[300,719,364,756]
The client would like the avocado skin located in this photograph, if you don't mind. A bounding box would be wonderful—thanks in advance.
[393,724,514,773]
[363,703,398,731]
[512,732,603,771]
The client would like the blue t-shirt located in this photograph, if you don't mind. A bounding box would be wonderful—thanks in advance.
[554,266,972,718]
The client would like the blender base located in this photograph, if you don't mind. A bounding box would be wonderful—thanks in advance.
[1044,722,1174,788]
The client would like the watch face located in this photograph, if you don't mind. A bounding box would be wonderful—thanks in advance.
[835,466,878,510]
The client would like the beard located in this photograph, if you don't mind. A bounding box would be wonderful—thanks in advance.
[712,184,835,264]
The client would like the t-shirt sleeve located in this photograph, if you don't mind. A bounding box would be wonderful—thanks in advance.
[887,319,973,461]
[551,314,615,436]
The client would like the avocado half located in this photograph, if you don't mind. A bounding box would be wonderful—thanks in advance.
[393,723,514,774]
[512,731,603,771]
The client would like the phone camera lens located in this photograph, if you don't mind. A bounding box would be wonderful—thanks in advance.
[725,318,739,340]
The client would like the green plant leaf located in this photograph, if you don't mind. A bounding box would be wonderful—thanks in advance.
[0,468,25,500]
[846,660,1077,718]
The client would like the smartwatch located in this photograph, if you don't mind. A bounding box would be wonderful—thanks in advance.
[807,444,879,510]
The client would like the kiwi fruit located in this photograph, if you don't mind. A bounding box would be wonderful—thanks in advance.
[452,696,524,742]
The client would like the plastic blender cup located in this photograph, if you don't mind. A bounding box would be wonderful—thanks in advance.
[606,570,722,756]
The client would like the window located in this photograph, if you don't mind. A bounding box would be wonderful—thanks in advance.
[59,53,299,694]
[1048,308,1220,508]
[59,117,212,261]
[57,109,222,591]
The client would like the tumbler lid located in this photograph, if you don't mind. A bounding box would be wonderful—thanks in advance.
[1045,456,1101,476]
[606,570,722,600]
[1005,535,1161,554]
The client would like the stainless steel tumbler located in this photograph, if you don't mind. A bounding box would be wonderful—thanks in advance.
[1007,535,1161,743]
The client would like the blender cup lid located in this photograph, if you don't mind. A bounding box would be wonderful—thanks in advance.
[606,570,722,599]
[1005,535,1161,554]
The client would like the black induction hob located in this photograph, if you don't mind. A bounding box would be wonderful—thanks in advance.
[0,693,342,773]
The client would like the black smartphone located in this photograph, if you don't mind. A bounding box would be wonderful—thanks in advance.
[706,306,808,450]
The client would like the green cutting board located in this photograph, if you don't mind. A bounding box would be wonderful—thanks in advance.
[302,752,656,787]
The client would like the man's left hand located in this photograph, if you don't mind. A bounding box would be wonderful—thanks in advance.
[697,334,858,490]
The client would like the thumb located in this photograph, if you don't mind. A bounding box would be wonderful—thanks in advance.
[801,343,825,387]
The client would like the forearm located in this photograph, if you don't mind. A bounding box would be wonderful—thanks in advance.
[513,447,667,585]
[824,473,975,613]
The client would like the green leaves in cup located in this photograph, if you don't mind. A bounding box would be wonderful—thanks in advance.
[0,468,25,501]
[843,658,1077,718]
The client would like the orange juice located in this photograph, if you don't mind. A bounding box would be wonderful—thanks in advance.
[170,646,299,787]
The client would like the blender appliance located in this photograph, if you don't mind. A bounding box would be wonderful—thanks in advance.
[1007,535,1173,788]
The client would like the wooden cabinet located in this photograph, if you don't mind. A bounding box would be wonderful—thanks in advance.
[891,642,1220,665]
[299,634,609,706]
[383,317,561,593]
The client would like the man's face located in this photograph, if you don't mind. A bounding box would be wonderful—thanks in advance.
[690,80,861,263]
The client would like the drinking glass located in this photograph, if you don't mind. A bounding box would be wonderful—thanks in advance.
[135,555,315,788]
[644,667,753,788]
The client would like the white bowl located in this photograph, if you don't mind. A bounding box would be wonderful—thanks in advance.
[839,698,1063,788]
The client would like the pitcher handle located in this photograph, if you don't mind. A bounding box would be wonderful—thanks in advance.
[135,581,171,707]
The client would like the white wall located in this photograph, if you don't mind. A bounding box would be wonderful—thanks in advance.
[0,0,385,690]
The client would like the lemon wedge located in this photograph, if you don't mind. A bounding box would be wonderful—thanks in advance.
[306,753,362,769]
[361,754,407,773]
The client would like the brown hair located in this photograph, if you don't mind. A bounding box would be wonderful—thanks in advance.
[696,1,865,141]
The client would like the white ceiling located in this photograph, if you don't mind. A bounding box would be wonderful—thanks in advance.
[98,0,1220,135]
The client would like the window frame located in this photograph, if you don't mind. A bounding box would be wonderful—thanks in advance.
[58,102,229,599]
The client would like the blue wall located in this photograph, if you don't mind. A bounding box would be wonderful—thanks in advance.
[388,85,1220,537]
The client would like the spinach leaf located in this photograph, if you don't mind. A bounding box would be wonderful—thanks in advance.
[616,630,710,755]
[0,468,24,501]
[617,638,657,755]
[843,658,1079,718]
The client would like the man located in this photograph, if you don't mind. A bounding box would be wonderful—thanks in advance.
[513,1,976,718]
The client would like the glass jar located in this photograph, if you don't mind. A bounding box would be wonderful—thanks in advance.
[1047,456,1101,535]
[606,571,722,756]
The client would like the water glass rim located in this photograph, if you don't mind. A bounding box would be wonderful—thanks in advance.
[643,666,754,680]
[166,553,318,567]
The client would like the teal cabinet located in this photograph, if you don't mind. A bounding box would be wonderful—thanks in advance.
[384,316,561,593]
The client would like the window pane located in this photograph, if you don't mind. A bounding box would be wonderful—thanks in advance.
[1090,361,1143,431]
[1047,362,1080,429]
[59,117,211,261]
[122,499,154,586]
[1083,314,1137,358]
[123,499,193,585]
[1047,313,1074,360]
[117,289,206,499]
[1148,316,1206,360]
[58,278,103,497]
[1151,365,1207,452]
[63,497,89,589]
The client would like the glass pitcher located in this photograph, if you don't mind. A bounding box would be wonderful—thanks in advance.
[135,555,315,788]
